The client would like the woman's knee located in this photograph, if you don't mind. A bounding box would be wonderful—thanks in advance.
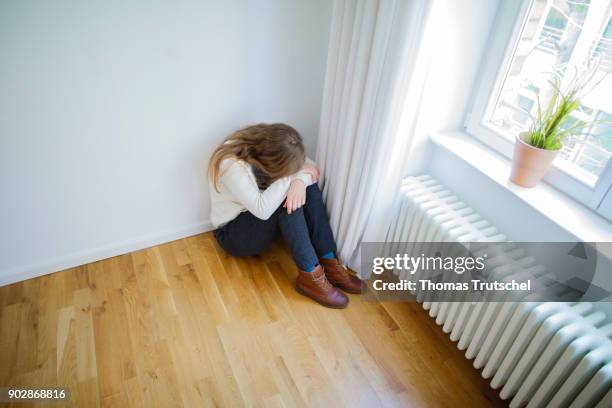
[306,183,323,201]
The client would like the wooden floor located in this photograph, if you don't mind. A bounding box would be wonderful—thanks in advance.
[0,233,504,407]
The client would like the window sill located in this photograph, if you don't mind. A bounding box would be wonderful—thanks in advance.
[430,131,612,242]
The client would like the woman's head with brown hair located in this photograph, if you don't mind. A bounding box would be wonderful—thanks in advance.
[209,123,305,191]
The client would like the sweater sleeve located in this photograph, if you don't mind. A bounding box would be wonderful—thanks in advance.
[220,160,311,220]
[294,157,316,186]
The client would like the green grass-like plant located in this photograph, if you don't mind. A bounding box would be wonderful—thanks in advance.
[526,59,607,150]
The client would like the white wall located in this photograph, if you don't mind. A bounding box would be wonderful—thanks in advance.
[402,0,502,175]
[0,0,332,285]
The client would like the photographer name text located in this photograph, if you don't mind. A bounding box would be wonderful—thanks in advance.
[372,279,531,292]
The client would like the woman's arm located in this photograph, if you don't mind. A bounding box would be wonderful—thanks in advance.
[220,160,311,220]
[301,157,320,183]
[284,157,319,212]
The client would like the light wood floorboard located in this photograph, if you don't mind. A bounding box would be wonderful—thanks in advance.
[0,233,504,407]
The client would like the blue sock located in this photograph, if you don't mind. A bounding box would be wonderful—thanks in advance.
[304,263,318,272]
[321,251,335,259]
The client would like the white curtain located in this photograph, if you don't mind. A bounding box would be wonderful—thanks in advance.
[316,0,432,270]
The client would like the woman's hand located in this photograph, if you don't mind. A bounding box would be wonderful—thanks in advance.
[285,179,306,214]
[301,163,320,183]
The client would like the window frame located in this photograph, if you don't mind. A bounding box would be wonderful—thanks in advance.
[465,0,612,216]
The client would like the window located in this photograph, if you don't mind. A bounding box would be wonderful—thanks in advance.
[467,0,612,218]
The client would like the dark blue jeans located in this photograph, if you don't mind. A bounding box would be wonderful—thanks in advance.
[214,184,337,271]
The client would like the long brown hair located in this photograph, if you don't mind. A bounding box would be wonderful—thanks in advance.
[209,123,305,191]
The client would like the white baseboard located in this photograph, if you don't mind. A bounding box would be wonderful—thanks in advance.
[0,221,215,287]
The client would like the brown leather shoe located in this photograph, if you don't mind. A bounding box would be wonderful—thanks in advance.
[295,265,348,308]
[319,257,364,294]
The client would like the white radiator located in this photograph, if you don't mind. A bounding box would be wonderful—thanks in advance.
[386,175,612,408]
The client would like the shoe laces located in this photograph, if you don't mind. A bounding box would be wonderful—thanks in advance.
[313,272,333,292]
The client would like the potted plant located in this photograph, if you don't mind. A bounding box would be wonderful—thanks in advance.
[510,61,606,187]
